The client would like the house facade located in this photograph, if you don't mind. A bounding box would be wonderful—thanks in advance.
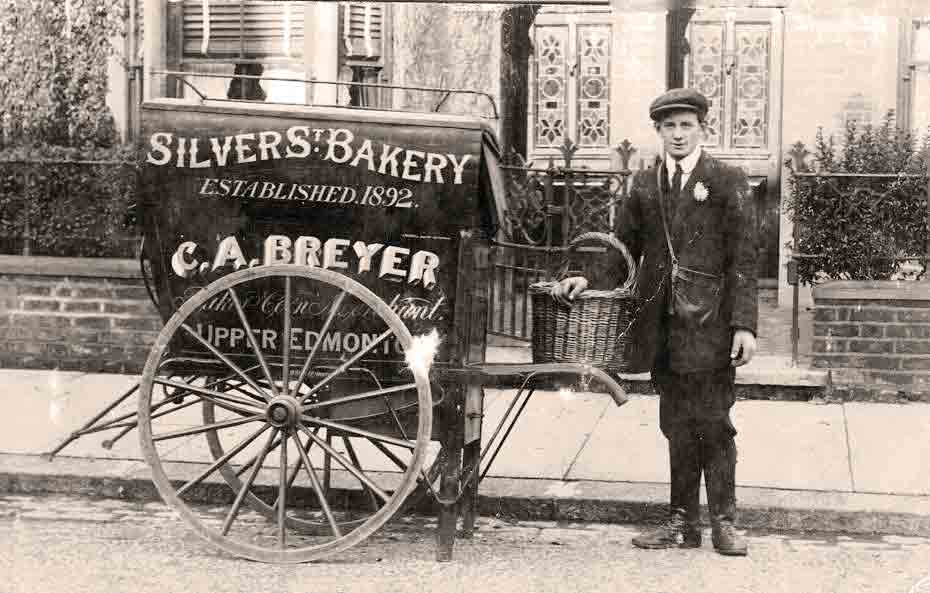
[113,0,930,306]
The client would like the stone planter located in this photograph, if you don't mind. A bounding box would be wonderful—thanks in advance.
[812,280,930,401]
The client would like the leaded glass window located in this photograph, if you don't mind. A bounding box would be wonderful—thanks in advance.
[535,26,568,148]
[532,20,610,154]
[685,16,772,152]
[576,25,610,148]
[687,22,725,149]
[732,23,770,148]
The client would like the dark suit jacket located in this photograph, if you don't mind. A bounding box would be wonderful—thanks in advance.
[590,151,758,373]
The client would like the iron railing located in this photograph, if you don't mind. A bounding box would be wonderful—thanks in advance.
[489,138,640,340]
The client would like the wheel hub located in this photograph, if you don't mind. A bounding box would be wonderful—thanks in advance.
[265,396,301,429]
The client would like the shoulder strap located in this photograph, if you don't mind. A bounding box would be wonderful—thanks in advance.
[655,164,678,269]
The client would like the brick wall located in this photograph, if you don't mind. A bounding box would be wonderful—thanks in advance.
[0,256,161,373]
[812,281,930,400]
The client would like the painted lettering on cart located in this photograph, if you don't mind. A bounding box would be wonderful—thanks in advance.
[194,323,404,355]
[171,234,440,288]
[197,177,414,208]
[145,128,472,185]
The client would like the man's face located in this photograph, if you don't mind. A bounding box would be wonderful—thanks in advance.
[657,110,704,160]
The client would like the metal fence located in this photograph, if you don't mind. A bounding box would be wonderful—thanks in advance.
[489,139,640,340]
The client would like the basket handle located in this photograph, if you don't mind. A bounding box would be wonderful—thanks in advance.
[567,231,637,293]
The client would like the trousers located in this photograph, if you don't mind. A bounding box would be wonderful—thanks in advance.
[653,365,738,523]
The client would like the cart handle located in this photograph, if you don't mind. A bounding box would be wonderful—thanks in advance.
[467,362,628,407]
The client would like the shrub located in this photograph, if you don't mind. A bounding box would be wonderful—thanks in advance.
[0,0,125,149]
[0,144,139,258]
[785,111,930,283]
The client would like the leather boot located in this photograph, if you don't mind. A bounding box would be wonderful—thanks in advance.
[632,509,701,549]
[711,516,748,556]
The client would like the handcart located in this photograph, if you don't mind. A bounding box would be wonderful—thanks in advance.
[47,14,629,566]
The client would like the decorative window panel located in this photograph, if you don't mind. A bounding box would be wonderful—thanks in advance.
[576,25,610,148]
[535,25,569,149]
[731,23,770,149]
[687,22,725,150]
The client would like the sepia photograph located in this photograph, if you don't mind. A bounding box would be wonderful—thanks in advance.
[0,0,929,590]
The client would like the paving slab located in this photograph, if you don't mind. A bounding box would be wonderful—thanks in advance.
[479,388,612,480]
[845,402,930,496]
[566,396,668,483]
[731,401,852,492]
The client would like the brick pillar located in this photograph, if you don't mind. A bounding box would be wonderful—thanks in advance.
[812,281,930,401]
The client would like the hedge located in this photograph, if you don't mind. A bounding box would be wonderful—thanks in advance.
[786,112,930,283]
[0,144,138,258]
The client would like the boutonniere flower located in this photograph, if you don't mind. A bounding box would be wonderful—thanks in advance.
[693,182,709,202]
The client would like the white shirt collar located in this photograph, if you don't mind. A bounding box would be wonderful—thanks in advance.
[665,148,702,176]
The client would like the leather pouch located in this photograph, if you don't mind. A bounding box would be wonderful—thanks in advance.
[670,263,723,326]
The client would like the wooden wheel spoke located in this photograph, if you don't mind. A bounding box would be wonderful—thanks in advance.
[290,290,347,398]
[293,431,343,538]
[301,382,417,412]
[177,424,270,498]
[300,416,415,451]
[272,431,317,510]
[298,425,389,503]
[342,436,379,511]
[301,328,395,402]
[278,430,288,549]
[181,323,272,402]
[281,276,292,395]
[228,288,279,397]
[369,440,409,473]
[153,414,265,442]
[222,428,279,536]
[235,432,285,478]
[153,377,265,416]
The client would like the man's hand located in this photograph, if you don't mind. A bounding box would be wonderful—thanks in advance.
[550,276,589,307]
[730,329,757,367]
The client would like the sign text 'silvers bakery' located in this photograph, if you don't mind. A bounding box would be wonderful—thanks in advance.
[145,126,473,185]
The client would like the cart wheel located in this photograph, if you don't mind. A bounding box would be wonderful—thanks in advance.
[138,265,433,563]
[200,367,439,534]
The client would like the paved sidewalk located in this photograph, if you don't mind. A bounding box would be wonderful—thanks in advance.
[2,362,929,535]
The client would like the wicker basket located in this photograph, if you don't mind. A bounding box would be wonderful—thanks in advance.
[529,232,640,373]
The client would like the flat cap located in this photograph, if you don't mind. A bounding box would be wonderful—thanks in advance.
[649,88,709,121]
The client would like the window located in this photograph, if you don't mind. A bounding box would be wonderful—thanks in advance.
[529,12,611,159]
[337,2,390,108]
[168,1,390,107]
[682,13,773,152]
[179,0,306,61]
[901,19,930,135]
[172,1,308,102]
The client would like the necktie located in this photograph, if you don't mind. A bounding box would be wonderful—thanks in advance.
[672,162,683,198]
[668,161,683,220]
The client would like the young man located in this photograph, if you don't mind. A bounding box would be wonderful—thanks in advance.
[553,88,758,556]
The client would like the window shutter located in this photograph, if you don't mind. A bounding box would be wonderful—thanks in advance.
[182,0,305,61]
[341,3,385,64]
